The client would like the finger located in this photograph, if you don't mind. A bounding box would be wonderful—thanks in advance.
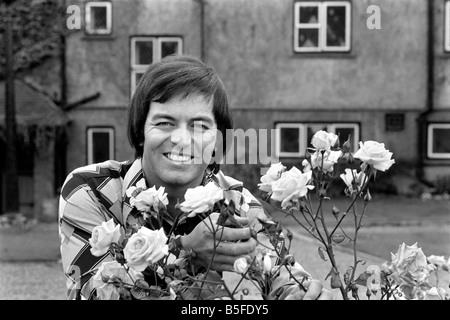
[317,289,335,300]
[302,279,323,300]
[209,254,252,266]
[224,216,249,227]
[215,238,257,256]
[215,226,252,241]
[210,262,235,272]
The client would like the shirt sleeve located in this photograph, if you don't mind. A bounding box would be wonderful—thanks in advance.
[58,171,115,300]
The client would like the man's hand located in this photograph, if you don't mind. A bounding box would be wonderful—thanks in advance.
[181,212,257,272]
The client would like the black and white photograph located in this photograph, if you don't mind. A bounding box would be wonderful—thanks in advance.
[0,0,449,304]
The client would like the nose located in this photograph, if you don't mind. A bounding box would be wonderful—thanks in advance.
[170,127,191,147]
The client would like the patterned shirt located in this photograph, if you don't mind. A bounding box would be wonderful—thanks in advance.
[58,158,269,300]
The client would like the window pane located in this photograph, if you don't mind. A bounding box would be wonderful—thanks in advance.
[299,6,319,24]
[297,29,319,48]
[135,41,153,65]
[432,128,450,154]
[326,6,347,47]
[91,6,107,30]
[161,41,179,58]
[334,127,355,149]
[280,128,300,153]
[92,132,111,163]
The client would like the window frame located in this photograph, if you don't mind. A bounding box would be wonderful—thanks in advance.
[130,36,183,95]
[445,1,450,52]
[293,1,351,53]
[427,123,450,159]
[275,123,307,158]
[85,1,112,35]
[87,127,115,165]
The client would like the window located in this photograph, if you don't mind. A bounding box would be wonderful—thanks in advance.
[446,1,450,52]
[87,127,115,164]
[275,123,307,157]
[427,124,450,159]
[85,2,112,35]
[130,37,183,94]
[385,113,405,132]
[275,122,360,157]
[294,1,351,53]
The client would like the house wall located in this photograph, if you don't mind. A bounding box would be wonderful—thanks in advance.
[205,0,427,112]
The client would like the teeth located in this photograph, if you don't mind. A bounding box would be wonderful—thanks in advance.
[167,153,191,162]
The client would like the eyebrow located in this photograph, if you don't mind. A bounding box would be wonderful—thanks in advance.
[150,113,215,124]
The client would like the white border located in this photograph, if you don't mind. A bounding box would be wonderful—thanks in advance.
[85,2,112,35]
[427,123,450,159]
[275,123,306,158]
[87,128,115,164]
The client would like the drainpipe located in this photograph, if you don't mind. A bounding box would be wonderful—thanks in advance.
[60,33,67,107]
[194,0,206,62]
[416,0,434,183]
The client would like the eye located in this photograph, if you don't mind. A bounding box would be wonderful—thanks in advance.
[192,122,210,131]
[155,122,174,127]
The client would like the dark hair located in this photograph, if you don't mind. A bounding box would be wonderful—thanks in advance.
[127,54,233,172]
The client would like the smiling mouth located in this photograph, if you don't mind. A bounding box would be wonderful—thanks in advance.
[164,153,194,163]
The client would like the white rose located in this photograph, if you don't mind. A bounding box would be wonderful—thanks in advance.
[389,242,429,283]
[311,130,338,151]
[89,219,122,256]
[125,178,147,198]
[301,159,311,172]
[258,162,286,193]
[353,141,395,172]
[427,255,447,268]
[233,257,249,274]
[124,227,169,272]
[179,182,224,217]
[310,150,342,173]
[340,168,367,193]
[130,186,169,212]
[271,166,314,209]
[92,260,144,300]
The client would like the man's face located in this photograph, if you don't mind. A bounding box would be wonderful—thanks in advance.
[142,93,218,190]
